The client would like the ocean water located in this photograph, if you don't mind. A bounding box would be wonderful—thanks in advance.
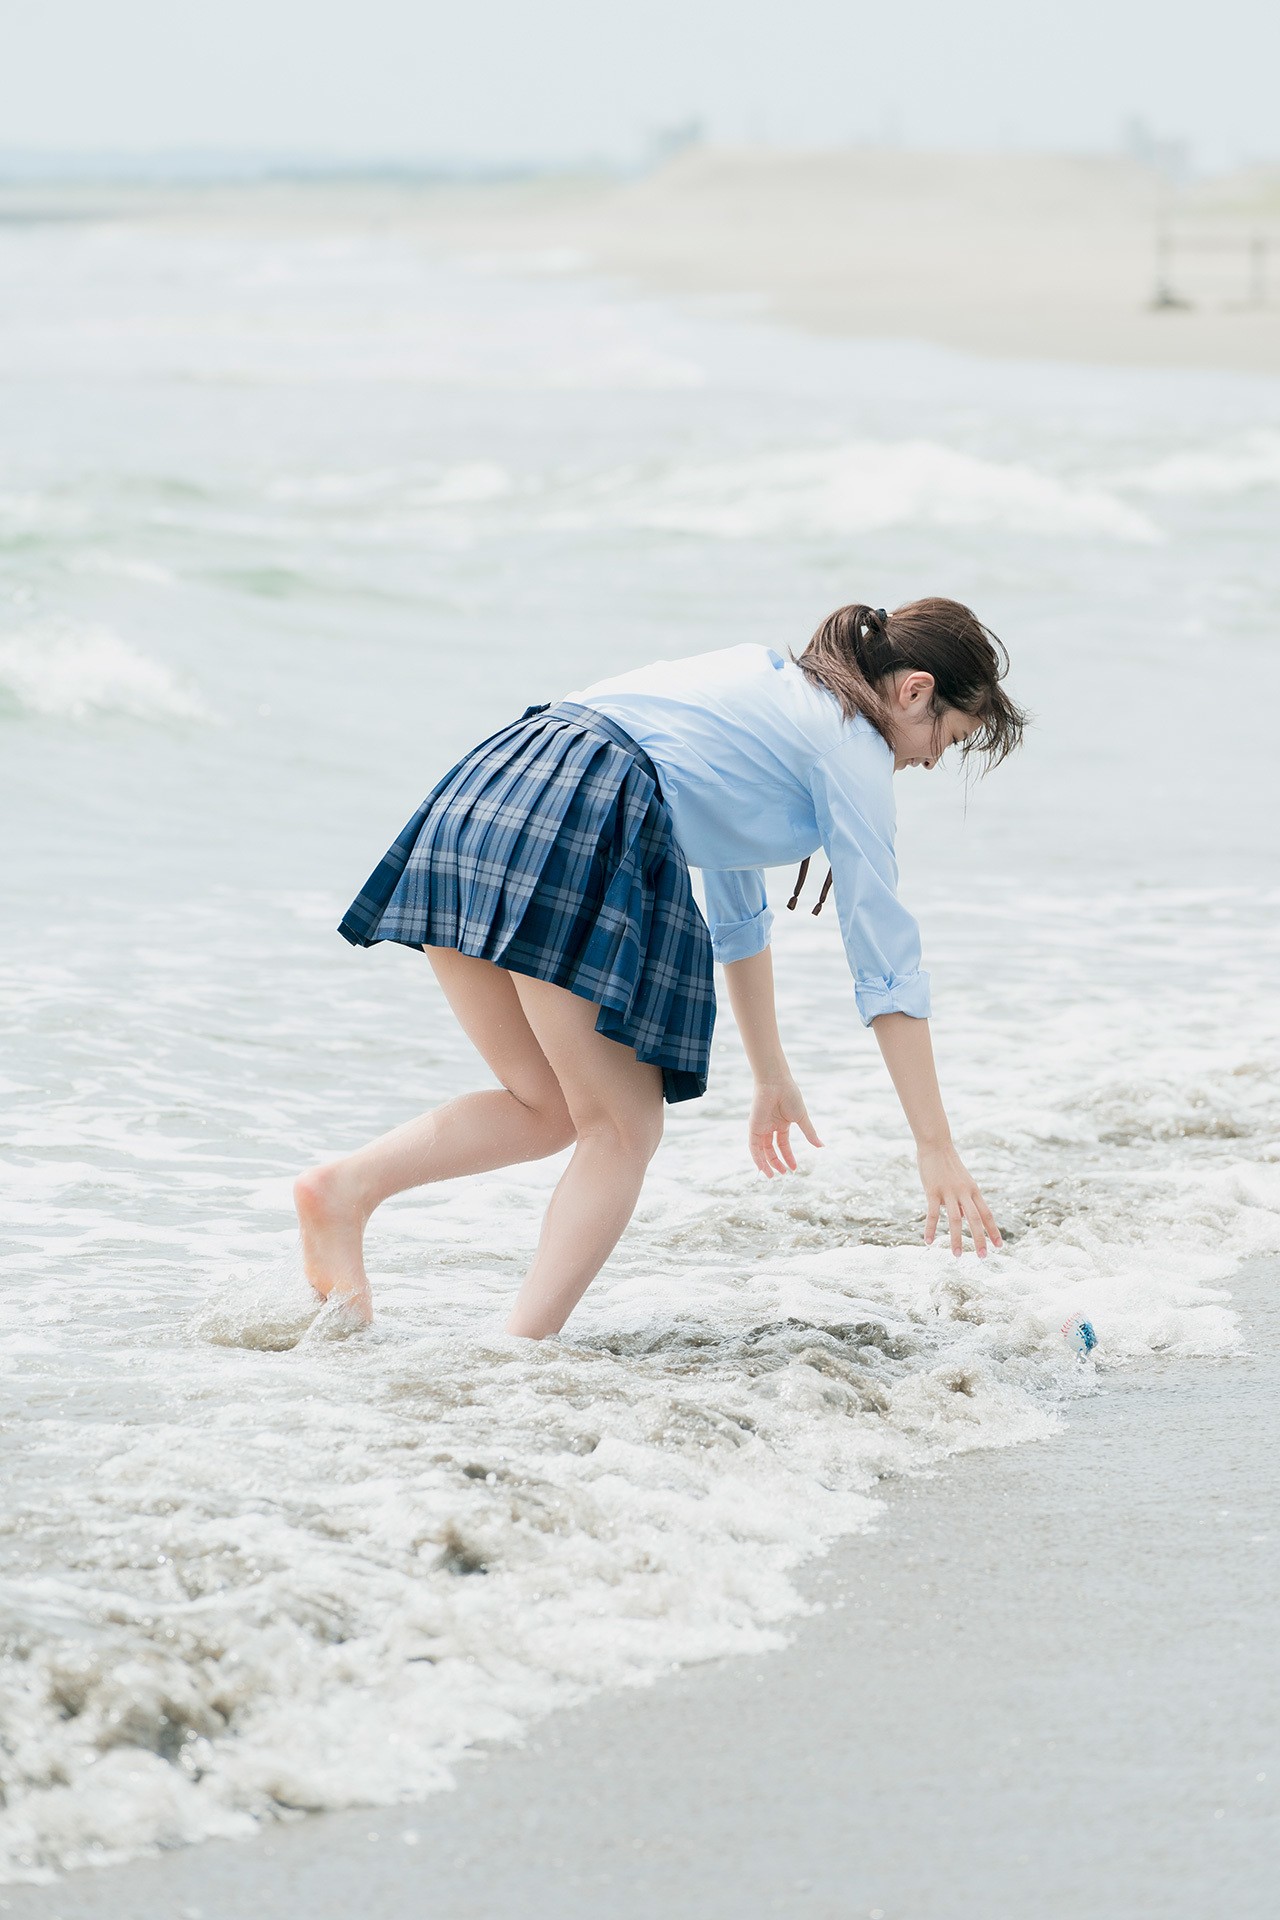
[1,195,1278,1882]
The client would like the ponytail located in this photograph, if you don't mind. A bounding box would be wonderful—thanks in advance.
[795,603,896,738]
[794,596,1025,772]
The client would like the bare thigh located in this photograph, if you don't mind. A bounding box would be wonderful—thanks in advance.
[425,947,572,1130]
[508,973,664,1155]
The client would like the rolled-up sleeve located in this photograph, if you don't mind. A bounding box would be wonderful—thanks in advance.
[701,867,774,964]
[809,741,931,1025]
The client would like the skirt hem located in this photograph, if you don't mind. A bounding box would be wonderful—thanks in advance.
[343,921,707,1104]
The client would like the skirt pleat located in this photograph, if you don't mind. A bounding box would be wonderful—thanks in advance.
[338,703,716,1102]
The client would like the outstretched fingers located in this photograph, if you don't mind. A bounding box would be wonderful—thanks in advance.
[748,1081,823,1179]
[976,1192,1004,1251]
[960,1188,987,1257]
[937,1182,1000,1258]
[924,1193,941,1246]
[919,1153,1003,1258]
[752,1127,788,1178]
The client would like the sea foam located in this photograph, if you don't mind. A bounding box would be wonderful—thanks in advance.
[1116,430,1280,496]
[0,626,209,724]
[551,441,1163,542]
[0,1022,1268,1880]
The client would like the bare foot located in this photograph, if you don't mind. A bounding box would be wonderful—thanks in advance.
[294,1163,373,1326]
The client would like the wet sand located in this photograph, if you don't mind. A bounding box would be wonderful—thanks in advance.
[7,1257,1275,1920]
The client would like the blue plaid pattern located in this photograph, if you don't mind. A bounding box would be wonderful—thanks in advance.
[338,702,716,1102]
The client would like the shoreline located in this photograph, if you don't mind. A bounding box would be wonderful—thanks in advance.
[5,148,1280,376]
[7,1258,1276,1920]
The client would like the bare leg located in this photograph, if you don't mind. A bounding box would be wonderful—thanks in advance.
[505,975,664,1340]
[295,950,574,1319]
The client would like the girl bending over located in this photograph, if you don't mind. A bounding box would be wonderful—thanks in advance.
[297,598,1025,1335]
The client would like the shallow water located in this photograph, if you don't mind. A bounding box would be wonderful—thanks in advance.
[1,195,1278,1880]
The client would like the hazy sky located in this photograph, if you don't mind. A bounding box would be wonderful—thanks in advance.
[3,0,1276,173]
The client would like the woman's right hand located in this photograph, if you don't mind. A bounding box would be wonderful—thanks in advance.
[917,1141,1003,1257]
[749,1079,823,1178]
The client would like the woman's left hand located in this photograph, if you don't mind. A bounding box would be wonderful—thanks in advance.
[749,1078,823,1178]
[917,1142,1003,1257]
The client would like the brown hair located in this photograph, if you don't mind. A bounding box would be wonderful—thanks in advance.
[794,597,1025,770]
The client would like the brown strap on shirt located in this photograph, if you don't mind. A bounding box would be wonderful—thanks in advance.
[786,857,834,917]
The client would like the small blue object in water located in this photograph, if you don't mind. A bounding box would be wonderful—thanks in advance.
[1062,1314,1098,1356]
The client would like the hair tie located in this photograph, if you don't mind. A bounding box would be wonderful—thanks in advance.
[875,607,887,620]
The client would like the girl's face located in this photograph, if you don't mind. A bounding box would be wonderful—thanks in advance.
[886,671,979,771]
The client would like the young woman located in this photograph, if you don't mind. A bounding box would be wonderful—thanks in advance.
[297,598,1025,1336]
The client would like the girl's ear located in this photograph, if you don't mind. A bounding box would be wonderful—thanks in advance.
[896,670,936,710]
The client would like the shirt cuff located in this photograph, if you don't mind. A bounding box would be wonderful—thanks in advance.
[853,969,931,1025]
[710,905,774,965]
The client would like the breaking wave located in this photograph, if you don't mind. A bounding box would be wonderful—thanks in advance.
[547,441,1164,543]
[0,1031,1269,1880]
[0,626,209,723]
[1116,430,1280,497]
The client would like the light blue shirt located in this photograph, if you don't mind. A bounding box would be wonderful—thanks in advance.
[568,644,930,1025]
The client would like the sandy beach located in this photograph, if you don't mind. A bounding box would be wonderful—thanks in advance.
[6,1256,1275,1920]
[7,146,1279,373]
[424,147,1280,374]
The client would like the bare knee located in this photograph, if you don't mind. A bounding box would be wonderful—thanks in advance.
[574,1104,664,1166]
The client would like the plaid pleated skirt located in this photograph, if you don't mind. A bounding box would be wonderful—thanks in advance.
[338,702,715,1102]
